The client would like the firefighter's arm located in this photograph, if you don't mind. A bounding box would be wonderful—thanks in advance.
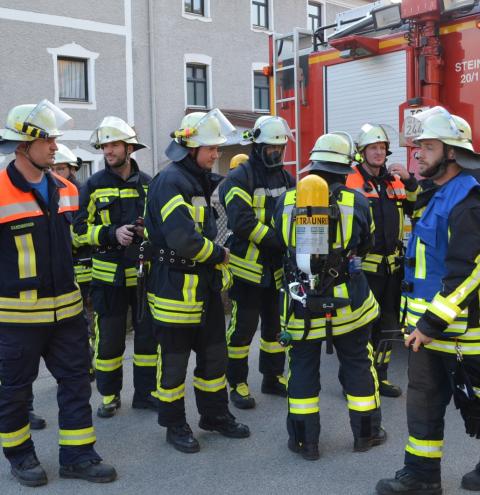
[417,202,480,337]
[72,182,118,247]
[223,175,282,251]
[159,181,225,265]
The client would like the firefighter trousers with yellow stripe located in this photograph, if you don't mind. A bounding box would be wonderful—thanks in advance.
[0,316,101,467]
[403,347,480,483]
[366,269,402,381]
[91,285,157,399]
[226,279,285,386]
[287,324,381,445]
[152,292,229,427]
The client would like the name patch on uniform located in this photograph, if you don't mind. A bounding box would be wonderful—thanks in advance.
[10,222,35,231]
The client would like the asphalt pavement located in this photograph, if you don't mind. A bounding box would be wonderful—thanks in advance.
[1,330,477,495]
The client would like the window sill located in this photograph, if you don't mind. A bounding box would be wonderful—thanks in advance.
[251,25,272,34]
[253,108,270,114]
[182,12,212,22]
[58,100,96,110]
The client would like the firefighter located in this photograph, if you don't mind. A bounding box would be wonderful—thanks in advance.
[0,100,116,486]
[219,116,295,409]
[273,132,385,460]
[53,144,95,381]
[144,109,250,453]
[346,124,418,398]
[72,116,158,418]
[376,107,480,494]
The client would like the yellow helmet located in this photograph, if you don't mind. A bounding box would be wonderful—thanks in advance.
[356,123,392,155]
[412,106,475,153]
[90,116,147,150]
[229,153,249,170]
[1,100,72,143]
[303,132,356,175]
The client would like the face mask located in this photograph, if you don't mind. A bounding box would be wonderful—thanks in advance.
[261,147,284,168]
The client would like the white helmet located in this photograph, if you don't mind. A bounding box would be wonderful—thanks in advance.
[90,116,147,151]
[245,115,294,145]
[54,143,81,168]
[412,106,475,153]
[356,123,392,156]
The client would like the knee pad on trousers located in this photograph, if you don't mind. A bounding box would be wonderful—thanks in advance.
[201,343,227,377]
[160,352,189,389]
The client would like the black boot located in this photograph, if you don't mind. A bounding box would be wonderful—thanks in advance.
[261,375,287,397]
[10,452,48,487]
[132,392,160,411]
[59,460,117,483]
[287,437,320,461]
[166,423,200,453]
[230,383,256,409]
[97,395,121,418]
[376,469,442,495]
[199,412,250,438]
[379,380,402,398]
[462,462,480,491]
[354,426,387,452]
[29,411,46,430]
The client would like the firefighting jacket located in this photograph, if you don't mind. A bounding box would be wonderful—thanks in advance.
[72,159,150,287]
[0,162,82,326]
[346,164,418,274]
[402,171,480,355]
[273,182,379,341]
[219,154,295,288]
[144,155,230,327]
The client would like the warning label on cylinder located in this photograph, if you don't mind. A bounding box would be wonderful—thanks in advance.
[296,215,329,255]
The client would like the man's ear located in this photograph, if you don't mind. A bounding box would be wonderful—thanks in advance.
[447,146,456,161]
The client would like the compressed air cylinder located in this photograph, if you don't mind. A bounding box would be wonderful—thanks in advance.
[295,174,329,276]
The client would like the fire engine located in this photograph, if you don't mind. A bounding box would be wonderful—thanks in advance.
[267,0,480,178]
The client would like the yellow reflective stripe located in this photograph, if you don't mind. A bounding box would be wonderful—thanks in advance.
[92,258,117,272]
[85,225,103,245]
[59,426,96,446]
[96,355,123,372]
[193,375,227,393]
[91,188,119,199]
[447,253,480,306]
[289,397,319,415]
[182,274,198,303]
[0,424,30,448]
[248,221,269,244]
[244,242,260,263]
[365,253,383,263]
[425,340,480,355]
[346,394,377,412]
[415,239,426,279]
[361,261,379,272]
[226,301,238,345]
[274,267,283,290]
[15,234,37,279]
[227,345,250,359]
[153,383,185,403]
[148,292,203,325]
[99,209,110,225]
[225,186,252,207]
[119,189,140,198]
[405,436,443,459]
[56,299,84,321]
[147,293,202,312]
[125,267,137,287]
[133,354,157,367]
[187,204,205,224]
[259,338,285,354]
[191,238,214,262]
[161,194,186,222]
[428,293,462,326]
[333,283,350,317]
[92,258,117,283]
[406,185,420,202]
[335,191,354,249]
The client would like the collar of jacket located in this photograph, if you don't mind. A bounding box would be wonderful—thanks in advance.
[104,157,141,184]
[358,163,391,184]
[178,154,224,196]
[7,160,66,193]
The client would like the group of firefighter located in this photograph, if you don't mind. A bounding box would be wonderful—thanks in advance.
[0,98,479,495]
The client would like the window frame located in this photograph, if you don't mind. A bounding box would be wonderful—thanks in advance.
[57,56,89,103]
[307,1,323,33]
[182,0,212,22]
[184,54,212,110]
[47,43,98,110]
[252,67,270,113]
[251,0,269,29]
[184,0,205,16]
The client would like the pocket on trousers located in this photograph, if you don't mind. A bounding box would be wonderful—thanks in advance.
[0,343,23,375]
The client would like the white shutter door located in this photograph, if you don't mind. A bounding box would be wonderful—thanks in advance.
[326,50,407,165]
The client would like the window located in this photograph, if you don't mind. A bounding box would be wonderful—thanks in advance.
[308,1,322,32]
[252,0,269,29]
[187,64,207,108]
[77,161,92,184]
[184,0,204,15]
[47,43,98,110]
[58,57,88,102]
[254,72,270,112]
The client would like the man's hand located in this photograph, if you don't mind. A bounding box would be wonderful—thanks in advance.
[223,247,230,264]
[388,163,410,181]
[134,225,145,239]
[405,328,433,352]
[116,225,135,246]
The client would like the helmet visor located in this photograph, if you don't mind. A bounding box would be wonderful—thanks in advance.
[193,108,237,146]
[17,99,73,139]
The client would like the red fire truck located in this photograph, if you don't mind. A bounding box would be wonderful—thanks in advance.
[268,0,480,178]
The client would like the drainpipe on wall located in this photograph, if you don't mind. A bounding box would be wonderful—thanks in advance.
[148,0,159,174]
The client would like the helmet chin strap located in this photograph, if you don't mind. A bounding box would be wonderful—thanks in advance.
[20,143,48,172]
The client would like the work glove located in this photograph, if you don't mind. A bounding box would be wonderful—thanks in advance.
[452,359,480,439]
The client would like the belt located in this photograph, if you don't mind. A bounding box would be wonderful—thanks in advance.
[157,248,197,271]
[94,245,125,254]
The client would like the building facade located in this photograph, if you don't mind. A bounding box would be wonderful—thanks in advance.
[0,0,370,178]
